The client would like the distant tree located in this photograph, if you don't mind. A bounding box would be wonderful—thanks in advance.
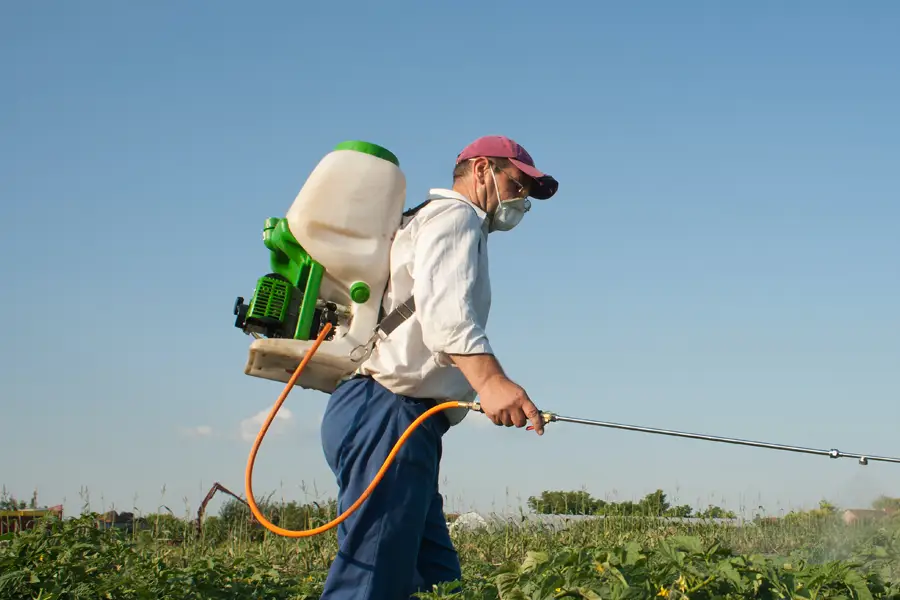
[596,500,636,516]
[816,500,838,514]
[665,504,694,518]
[639,489,671,516]
[0,487,26,511]
[527,489,734,519]
[783,499,841,523]
[526,490,603,515]
[696,505,738,519]
[872,495,900,513]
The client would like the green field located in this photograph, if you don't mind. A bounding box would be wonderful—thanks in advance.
[2,491,900,599]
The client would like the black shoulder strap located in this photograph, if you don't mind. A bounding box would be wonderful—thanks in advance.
[375,295,415,338]
[402,199,433,218]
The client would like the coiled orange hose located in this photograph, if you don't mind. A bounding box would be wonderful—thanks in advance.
[243,321,463,538]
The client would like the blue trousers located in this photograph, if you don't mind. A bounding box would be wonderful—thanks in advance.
[319,375,462,599]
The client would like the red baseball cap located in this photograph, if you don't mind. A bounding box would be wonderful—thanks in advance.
[456,135,559,200]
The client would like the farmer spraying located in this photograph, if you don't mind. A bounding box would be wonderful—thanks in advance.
[317,135,559,598]
[234,135,900,597]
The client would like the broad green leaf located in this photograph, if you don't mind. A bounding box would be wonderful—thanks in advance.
[656,540,684,567]
[520,551,549,574]
[495,572,525,600]
[667,535,703,554]
[622,542,643,567]
[573,586,603,599]
[605,565,629,588]
[715,561,745,590]
[842,571,874,600]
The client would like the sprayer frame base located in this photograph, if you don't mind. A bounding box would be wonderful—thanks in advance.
[244,337,351,393]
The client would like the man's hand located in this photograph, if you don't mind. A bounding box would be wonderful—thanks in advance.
[448,353,545,435]
[478,375,545,435]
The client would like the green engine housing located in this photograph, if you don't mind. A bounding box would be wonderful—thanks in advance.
[233,217,356,341]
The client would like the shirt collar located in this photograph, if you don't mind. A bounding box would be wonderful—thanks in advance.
[427,188,488,222]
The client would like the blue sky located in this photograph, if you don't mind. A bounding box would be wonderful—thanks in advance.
[2,1,898,521]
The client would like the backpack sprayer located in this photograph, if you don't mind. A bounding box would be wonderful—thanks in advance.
[232,141,900,539]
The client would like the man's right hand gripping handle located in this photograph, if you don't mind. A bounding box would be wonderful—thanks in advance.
[449,353,545,435]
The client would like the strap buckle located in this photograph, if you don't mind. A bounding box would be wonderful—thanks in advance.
[348,296,416,364]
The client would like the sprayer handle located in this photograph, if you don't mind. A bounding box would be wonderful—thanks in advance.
[526,412,556,431]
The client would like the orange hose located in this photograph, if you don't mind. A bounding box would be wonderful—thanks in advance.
[243,321,463,538]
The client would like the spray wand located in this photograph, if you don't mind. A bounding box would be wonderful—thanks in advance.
[520,413,900,466]
[244,323,900,539]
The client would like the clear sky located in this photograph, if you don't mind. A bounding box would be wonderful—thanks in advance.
[2,1,898,521]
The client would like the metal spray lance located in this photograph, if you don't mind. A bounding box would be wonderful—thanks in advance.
[460,403,900,466]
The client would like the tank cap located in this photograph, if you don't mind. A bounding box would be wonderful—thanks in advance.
[349,281,371,304]
[334,141,399,167]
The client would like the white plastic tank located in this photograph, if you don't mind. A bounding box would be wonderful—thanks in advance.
[286,141,406,307]
[245,141,407,392]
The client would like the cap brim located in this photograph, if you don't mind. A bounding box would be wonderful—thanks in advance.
[510,158,558,200]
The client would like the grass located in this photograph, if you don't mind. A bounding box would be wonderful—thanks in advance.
[2,493,900,599]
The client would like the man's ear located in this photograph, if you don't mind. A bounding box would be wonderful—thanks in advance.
[472,157,490,183]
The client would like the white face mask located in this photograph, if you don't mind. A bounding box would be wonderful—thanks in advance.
[488,167,531,232]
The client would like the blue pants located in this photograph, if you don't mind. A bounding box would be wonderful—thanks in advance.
[319,375,461,599]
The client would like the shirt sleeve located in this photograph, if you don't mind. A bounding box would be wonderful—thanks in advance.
[411,200,493,362]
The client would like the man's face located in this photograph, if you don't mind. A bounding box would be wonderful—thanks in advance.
[485,161,533,214]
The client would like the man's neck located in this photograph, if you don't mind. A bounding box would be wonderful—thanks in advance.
[452,182,487,213]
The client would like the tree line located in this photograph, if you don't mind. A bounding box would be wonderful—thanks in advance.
[525,489,738,518]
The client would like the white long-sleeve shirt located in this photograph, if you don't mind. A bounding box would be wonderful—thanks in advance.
[357,188,493,426]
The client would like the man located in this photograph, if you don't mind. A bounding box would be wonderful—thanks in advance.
[319,135,559,599]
